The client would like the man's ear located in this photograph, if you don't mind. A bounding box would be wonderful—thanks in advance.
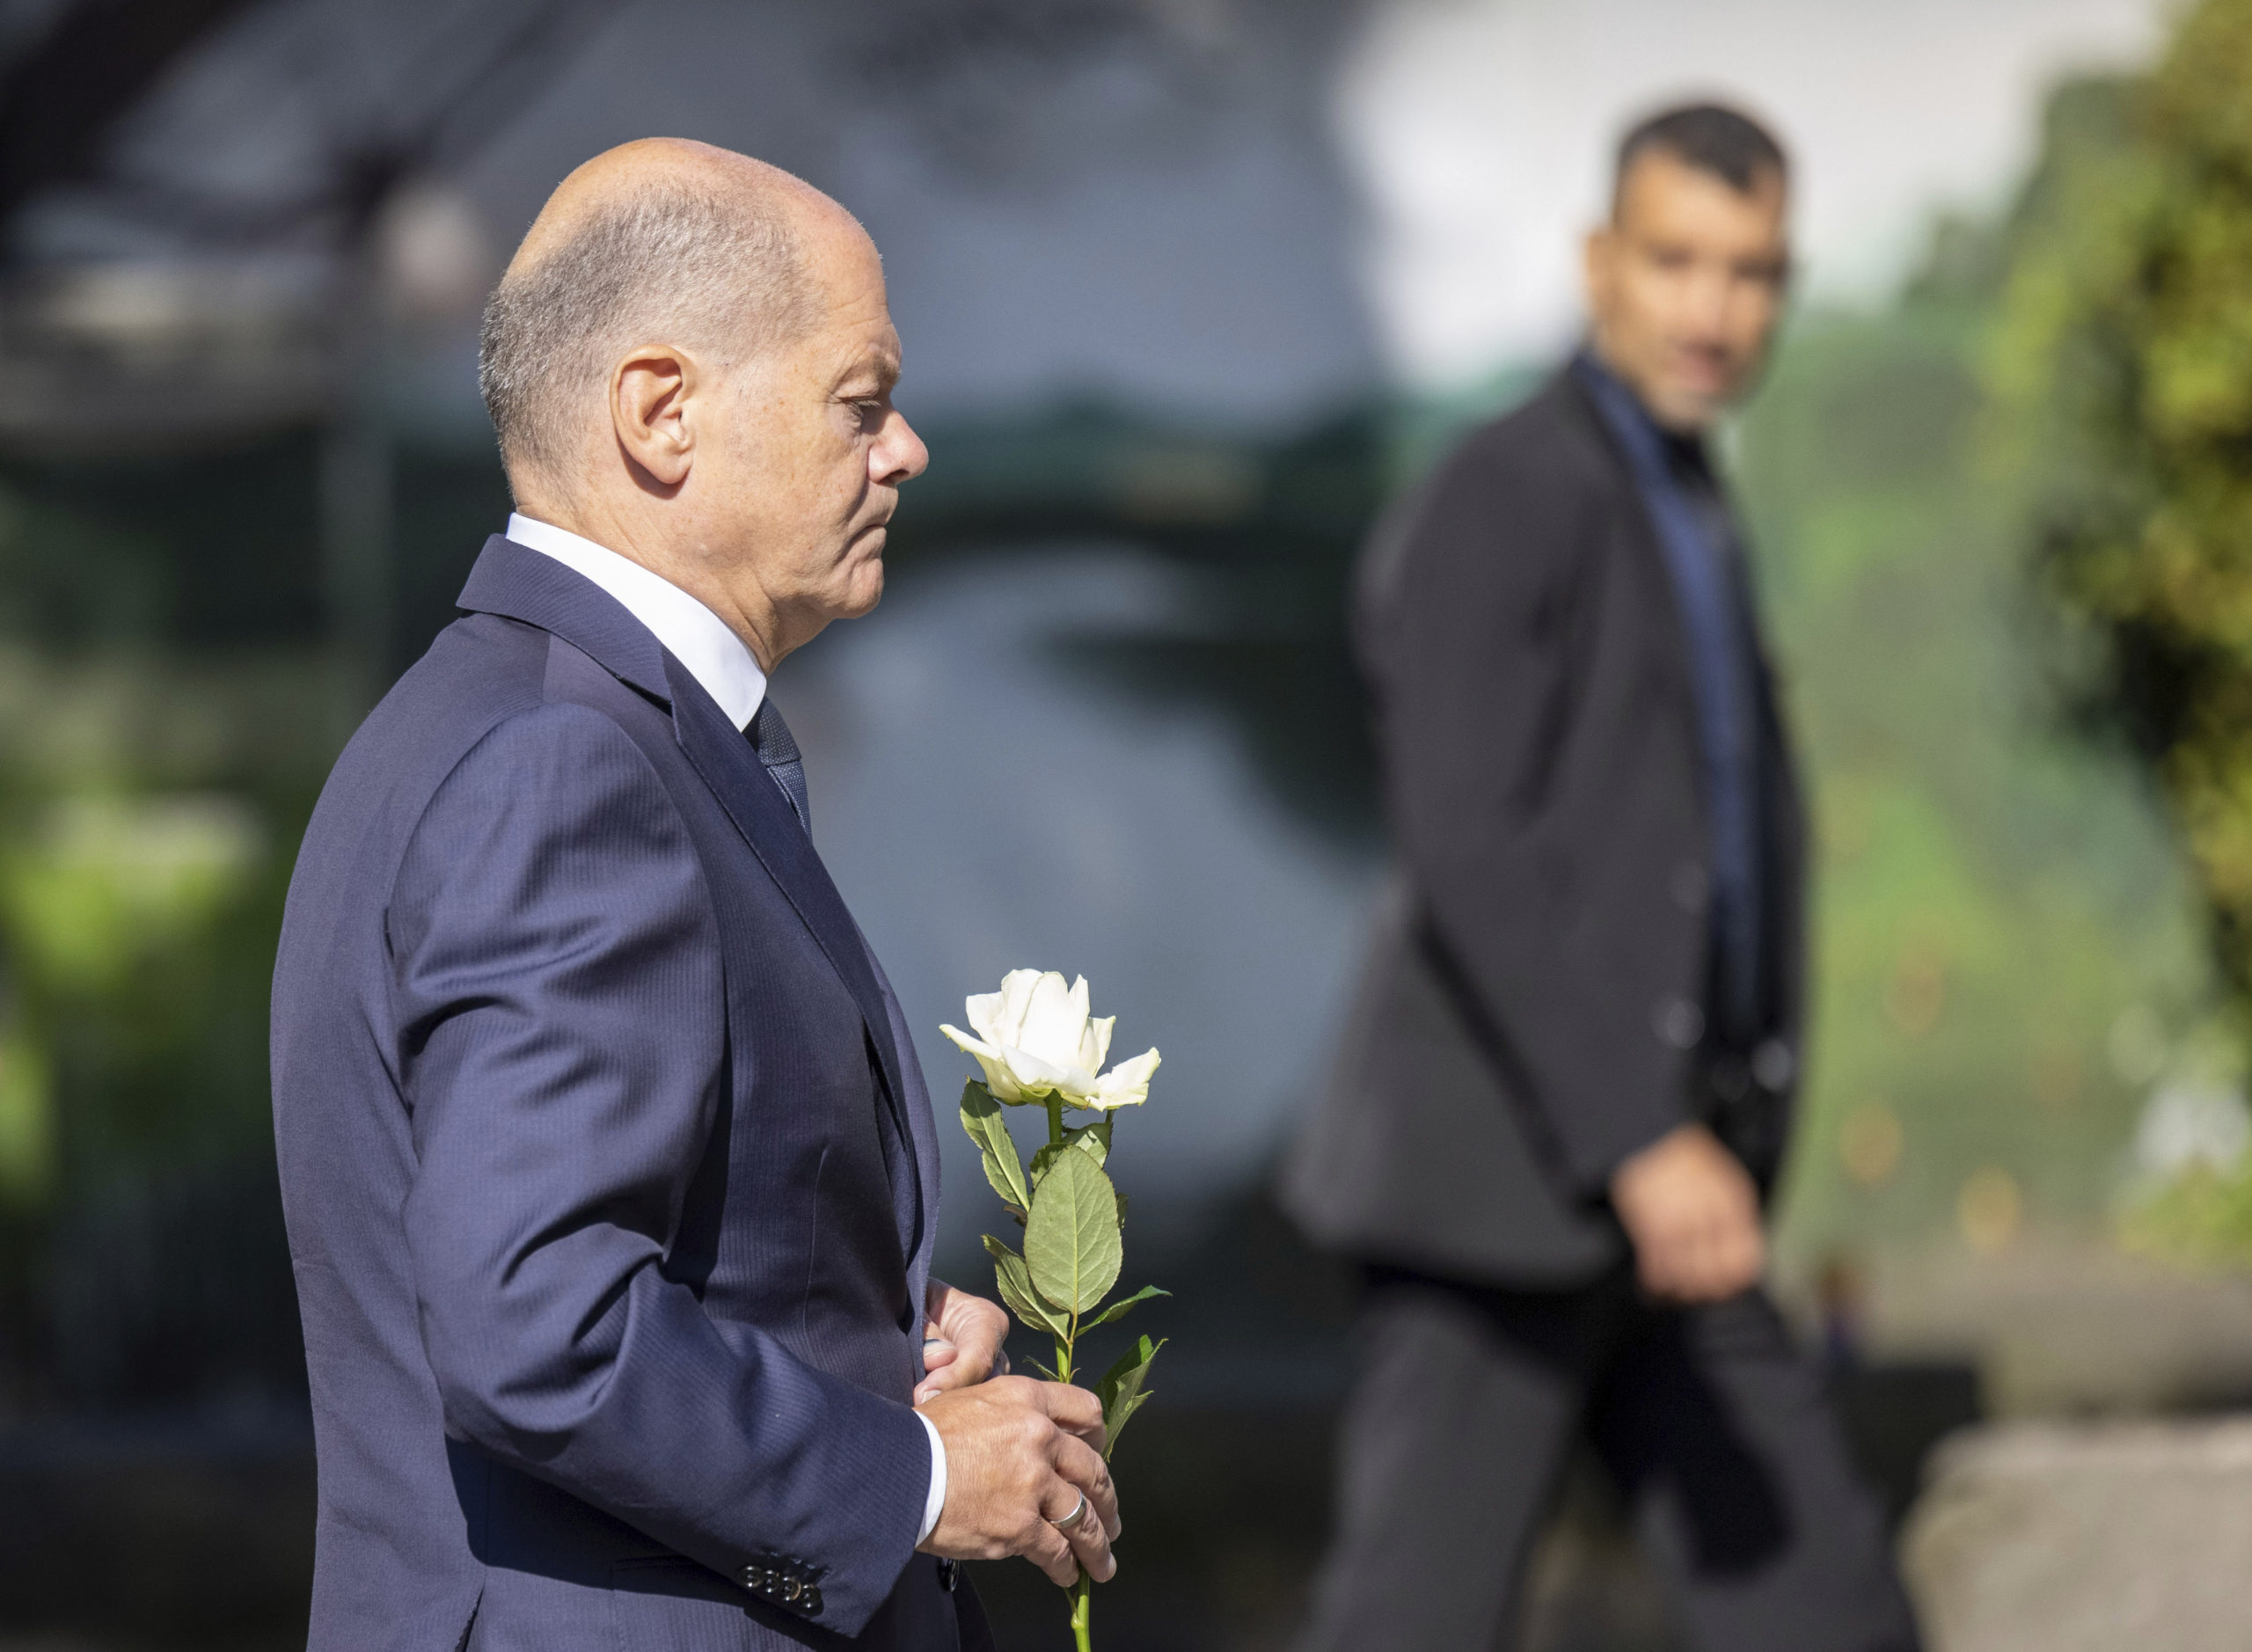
[611,343,698,491]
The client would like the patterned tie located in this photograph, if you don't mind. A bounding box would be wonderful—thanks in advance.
[749,697,810,834]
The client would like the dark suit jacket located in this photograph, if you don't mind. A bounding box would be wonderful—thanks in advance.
[1282,366,1807,1284]
[272,537,980,1650]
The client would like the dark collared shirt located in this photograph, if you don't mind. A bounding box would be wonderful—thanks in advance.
[1574,349,1766,1044]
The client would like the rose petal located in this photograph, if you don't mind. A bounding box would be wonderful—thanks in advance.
[992,1040,1097,1103]
[1018,972,1086,1071]
[1078,1013,1115,1076]
[993,969,1046,1047]
[1087,1047,1161,1111]
[963,990,1007,1049]
[940,1023,1028,1104]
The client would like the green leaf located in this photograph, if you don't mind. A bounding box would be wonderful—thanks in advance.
[960,1082,1030,1215]
[1020,1354,1061,1382]
[1024,1148,1123,1316]
[1097,1334,1159,1404]
[1097,1335,1165,1460]
[1029,1122,1109,1188]
[1086,1283,1168,1327]
[983,1233,1068,1340]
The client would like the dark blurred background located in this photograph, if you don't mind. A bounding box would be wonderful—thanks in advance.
[3,1,2252,1648]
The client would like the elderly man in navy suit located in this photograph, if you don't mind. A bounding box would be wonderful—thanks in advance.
[271,139,1120,1651]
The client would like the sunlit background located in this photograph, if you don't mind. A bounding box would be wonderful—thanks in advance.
[1,1,2250,1647]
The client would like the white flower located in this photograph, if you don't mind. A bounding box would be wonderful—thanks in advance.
[940,969,1161,1111]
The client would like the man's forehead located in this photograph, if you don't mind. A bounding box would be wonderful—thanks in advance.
[1620,151,1787,221]
[802,233,899,369]
[795,290,898,378]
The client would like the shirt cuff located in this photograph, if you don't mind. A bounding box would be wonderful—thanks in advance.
[914,1408,947,1546]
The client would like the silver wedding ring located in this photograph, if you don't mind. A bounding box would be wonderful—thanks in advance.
[1051,1492,1089,1533]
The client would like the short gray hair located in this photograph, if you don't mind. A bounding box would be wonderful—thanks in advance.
[478,182,815,483]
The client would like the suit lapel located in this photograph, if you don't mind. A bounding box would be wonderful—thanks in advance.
[457,535,925,1266]
[866,950,943,1327]
[666,657,925,1261]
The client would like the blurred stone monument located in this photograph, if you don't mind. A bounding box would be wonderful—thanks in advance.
[1905,1418,2252,1652]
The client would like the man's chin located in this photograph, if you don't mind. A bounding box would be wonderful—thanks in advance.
[1649,385,1729,435]
[838,558,886,618]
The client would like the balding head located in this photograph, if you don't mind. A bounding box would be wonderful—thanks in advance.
[476,140,926,674]
[478,139,850,488]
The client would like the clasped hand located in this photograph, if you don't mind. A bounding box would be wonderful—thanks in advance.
[912,1281,1121,1588]
[1610,1122,1766,1303]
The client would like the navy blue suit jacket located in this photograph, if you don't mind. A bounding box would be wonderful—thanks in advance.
[273,537,976,1650]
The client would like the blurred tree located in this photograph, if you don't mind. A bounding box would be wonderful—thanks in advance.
[1989,0,2252,1264]
[1992,2,2252,1004]
[1733,284,2202,1268]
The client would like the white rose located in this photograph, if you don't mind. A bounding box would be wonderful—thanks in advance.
[940,969,1161,1111]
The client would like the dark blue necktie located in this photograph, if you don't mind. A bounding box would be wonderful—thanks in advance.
[1576,352,1766,1042]
[749,697,810,834]
[752,694,910,1217]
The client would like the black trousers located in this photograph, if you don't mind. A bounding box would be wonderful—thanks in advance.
[1296,1267,1920,1652]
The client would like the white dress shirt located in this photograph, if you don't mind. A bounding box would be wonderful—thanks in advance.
[505,513,770,729]
[504,513,951,1547]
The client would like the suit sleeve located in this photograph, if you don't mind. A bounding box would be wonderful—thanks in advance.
[387,701,927,1634]
[1373,439,1690,1191]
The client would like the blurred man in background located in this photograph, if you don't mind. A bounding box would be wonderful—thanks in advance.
[1283,104,1919,1650]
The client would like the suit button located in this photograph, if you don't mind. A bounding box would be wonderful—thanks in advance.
[938,1557,959,1592]
[1752,1038,1795,1091]
[1670,860,1708,914]
[1710,1055,1750,1103]
[1656,997,1704,1050]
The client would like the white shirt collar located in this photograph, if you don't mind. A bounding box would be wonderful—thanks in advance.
[505,512,768,732]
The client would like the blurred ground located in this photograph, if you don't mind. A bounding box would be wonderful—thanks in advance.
[1904,1416,2252,1652]
[8,1202,2250,1651]
[1846,1241,2252,1416]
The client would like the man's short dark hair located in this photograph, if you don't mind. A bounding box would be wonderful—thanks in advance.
[1614,101,1788,208]
[478,183,814,485]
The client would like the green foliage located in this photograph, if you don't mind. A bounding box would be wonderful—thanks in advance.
[1085,1284,1168,1327]
[1992,3,2252,1002]
[1030,1118,1110,1184]
[983,1232,1069,1340]
[2120,1159,2252,1267]
[1714,289,2204,1264]
[1976,0,2252,1266]
[0,647,333,1212]
[1024,1146,1123,1316]
[959,1081,1029,1222]
[0,1023,48,1202]
[1095,1334,1163,1462]
[959,1085,1163,1418]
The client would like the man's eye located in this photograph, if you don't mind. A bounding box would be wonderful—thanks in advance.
[853,399,884,429]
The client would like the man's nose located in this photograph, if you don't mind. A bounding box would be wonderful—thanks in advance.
[1678,267,1737,340]
[876,411,930,486]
